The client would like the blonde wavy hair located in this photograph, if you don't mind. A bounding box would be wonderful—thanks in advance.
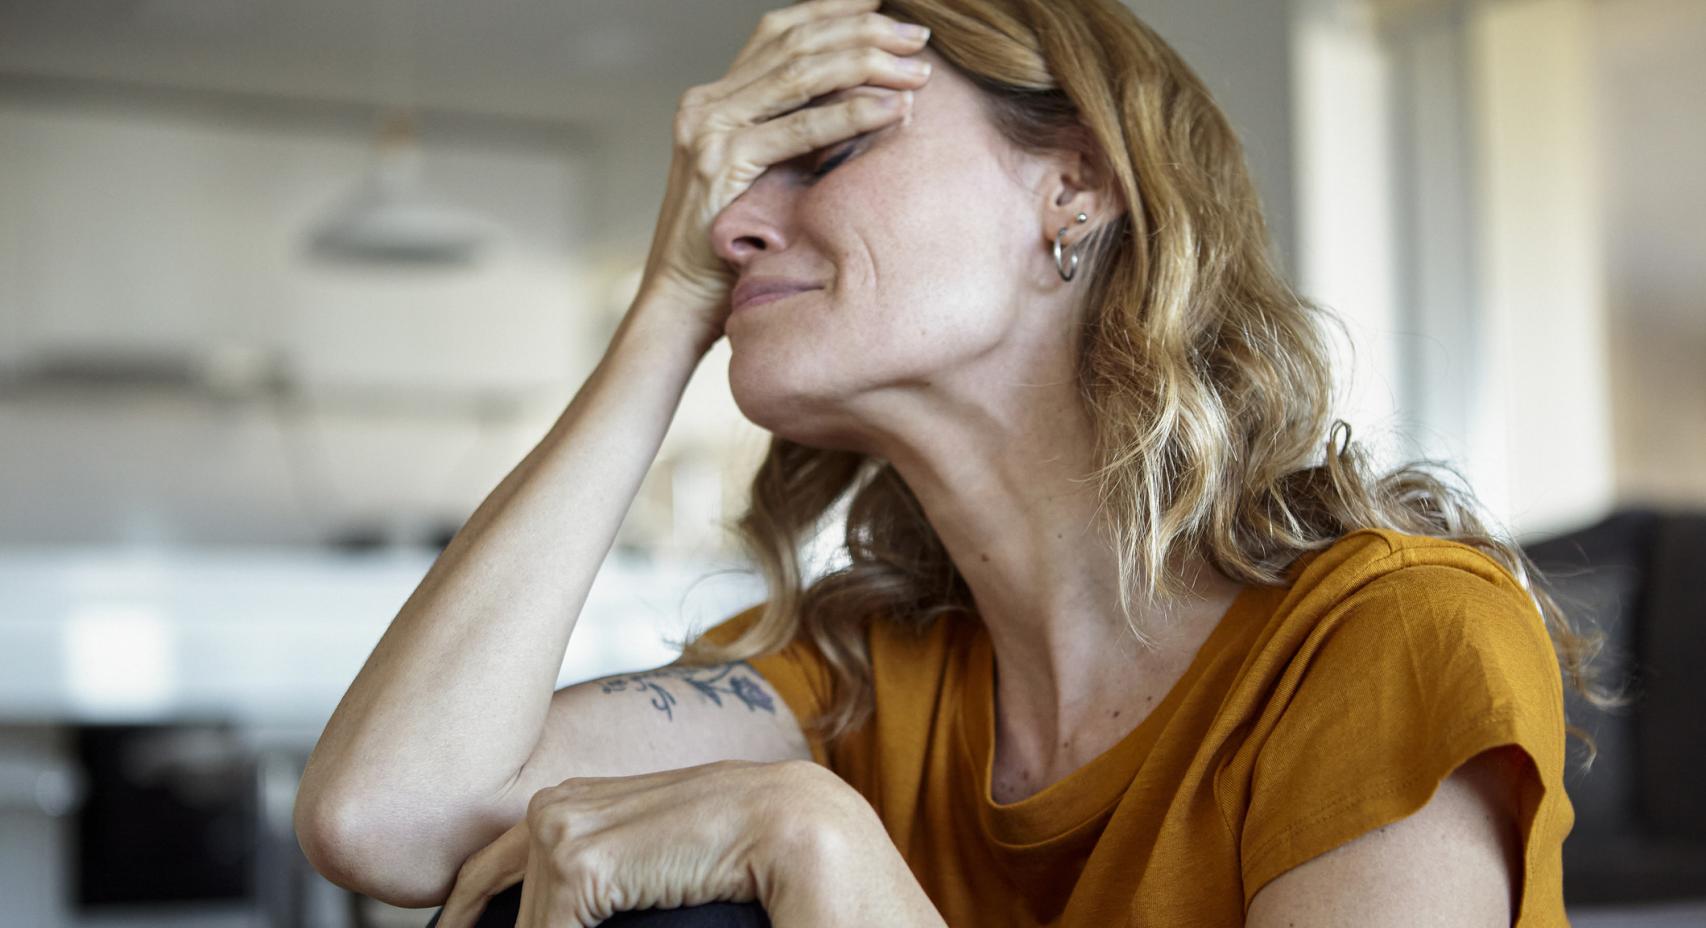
[675,0,1629,765]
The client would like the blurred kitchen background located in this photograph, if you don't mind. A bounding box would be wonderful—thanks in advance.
[0,0,1701,925]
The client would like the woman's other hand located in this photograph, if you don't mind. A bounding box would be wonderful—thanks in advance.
[432,760,852,928]
[634,0,933,349]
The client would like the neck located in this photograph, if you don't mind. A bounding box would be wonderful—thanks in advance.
[980,558,1245,784]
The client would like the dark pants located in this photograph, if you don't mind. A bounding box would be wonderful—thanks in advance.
[423,882,772,927]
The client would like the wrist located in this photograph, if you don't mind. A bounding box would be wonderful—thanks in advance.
[607,295,715,372]
[622,276,726,359]
[754,791,859,926]
[753,762,852,891]
[755,762,945,928]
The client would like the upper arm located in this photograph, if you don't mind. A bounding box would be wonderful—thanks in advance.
[487,658,814,821]
[1246,745,1526,927]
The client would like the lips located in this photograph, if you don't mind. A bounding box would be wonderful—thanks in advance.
[731,277,821,314]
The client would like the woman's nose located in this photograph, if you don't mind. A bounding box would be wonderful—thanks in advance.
[709,178,790,272]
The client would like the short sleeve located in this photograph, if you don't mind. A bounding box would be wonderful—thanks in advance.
[692,601,835,767]
[1241,553,1573,921]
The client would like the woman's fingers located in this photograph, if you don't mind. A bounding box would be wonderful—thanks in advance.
[728,89,914,173]
[514,764,779,927]
[682,28,931,189]
[437,820,530,928]
[634,0,931,332]
[689,11,929,134]
[516,829,549,928]
[722,8,930,98]
[716,40,931,127]
[731,0,884,63]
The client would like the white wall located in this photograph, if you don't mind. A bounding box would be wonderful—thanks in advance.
[1468,0,1616,534]
[0,94,603,547]
[1127,0,1300,275]
[1295,0,1646,538]
[1292,0,1405,462]
[1594,0,1706,508]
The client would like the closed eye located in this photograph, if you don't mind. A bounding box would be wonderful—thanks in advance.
[809,142,856,179]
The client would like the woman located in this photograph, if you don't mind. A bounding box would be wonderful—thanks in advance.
[294,0,1623,925]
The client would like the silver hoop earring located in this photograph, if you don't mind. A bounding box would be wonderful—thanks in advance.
[1054,212,1089,282]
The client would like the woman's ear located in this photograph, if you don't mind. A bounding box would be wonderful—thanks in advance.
[1039,142,1123,250]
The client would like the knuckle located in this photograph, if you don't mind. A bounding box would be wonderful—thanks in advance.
[777,56,809,90]
[672,107,702,151]
[779,116,813,148]
[859,46,891,71]
[777,23,808,55]
[526,783,567,823]
[690,138,724,183]
[531,805,574,847]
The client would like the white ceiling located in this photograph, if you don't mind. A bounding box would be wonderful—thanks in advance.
[0,0,773,126]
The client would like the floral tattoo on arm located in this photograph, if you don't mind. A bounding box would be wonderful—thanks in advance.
[596,661,777,721]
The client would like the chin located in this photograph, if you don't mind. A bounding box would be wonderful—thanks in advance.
[728,343,804,422]
[727,350,863,451]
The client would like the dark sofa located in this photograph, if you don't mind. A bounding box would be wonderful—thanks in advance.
[1523,508,1706,906]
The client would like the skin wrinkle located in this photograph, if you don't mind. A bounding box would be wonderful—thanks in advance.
[857,219,881,326]
[708,45,1245,794]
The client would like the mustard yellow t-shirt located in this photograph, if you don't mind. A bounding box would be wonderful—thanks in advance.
[696,528,1574,926]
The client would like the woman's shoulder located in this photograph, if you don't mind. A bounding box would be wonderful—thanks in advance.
[1257,527,1556,682]
[1233,529,1573,918]
[1285,527,1534,608]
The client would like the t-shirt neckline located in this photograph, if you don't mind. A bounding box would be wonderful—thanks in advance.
[956,581,1267,848]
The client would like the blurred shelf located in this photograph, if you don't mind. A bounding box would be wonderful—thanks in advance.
[0,351,565,421]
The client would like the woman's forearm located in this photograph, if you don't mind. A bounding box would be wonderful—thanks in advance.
[293,295,710,892]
